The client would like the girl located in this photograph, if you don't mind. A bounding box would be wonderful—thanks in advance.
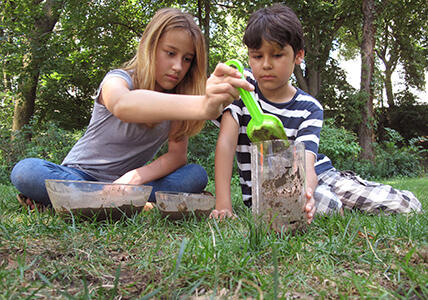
[11,7,253,209]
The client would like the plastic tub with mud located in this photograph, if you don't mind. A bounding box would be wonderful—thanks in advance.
[45,179,152,220]
[155,191,215,220]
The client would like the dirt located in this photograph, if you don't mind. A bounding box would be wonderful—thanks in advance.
[155,192,215,220]
[160,209,211,220]
[261,165,306,233]
[251,127,278,141]
[57,204,144,221]
[252,142,306,233]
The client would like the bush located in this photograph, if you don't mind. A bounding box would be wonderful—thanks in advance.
[319,121,424,180]
[339,128,424,180]
[377,102,428,142]
[188,122,219,181]
[319,118,361,170]
[0,121,83,184]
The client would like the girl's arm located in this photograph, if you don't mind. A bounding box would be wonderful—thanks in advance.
[113,121,188,185]
[210,111,239,219]
[100,63,254,123]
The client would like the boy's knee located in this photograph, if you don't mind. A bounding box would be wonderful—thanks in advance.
[314,184,342,215]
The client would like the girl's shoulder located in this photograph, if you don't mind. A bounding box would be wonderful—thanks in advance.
[103,69,134,90]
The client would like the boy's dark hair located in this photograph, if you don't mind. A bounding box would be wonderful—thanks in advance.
[243,4,304,55]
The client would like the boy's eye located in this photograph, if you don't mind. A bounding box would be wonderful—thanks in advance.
[274,54,283,58]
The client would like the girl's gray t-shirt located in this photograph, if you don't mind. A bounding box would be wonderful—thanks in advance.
[62,69,171,182]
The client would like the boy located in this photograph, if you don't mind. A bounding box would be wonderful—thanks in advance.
[211,3,422,219]
[211,4,318,221]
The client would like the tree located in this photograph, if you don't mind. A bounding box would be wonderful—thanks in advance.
[2,0,175,131]
[290,0,357,98]
[375,0,428,108]
[5,0,65,132]
[358,0,376,160]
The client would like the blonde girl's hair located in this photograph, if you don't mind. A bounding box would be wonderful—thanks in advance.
[123,8,207,141]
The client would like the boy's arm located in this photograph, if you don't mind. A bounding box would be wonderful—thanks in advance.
[304,151,317,223]
[210,111,239,219]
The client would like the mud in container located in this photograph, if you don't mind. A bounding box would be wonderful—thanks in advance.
[251,140,306,233]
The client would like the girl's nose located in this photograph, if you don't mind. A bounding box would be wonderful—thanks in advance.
[172,58,183,72]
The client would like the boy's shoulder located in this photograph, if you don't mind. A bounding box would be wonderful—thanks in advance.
[293,89,323,111]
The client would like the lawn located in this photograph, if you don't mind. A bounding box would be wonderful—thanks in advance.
[0,177,427,299]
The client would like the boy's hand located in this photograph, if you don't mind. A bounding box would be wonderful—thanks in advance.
[204,63,254,119]
[210,208,236,220]
[304,188,316,224]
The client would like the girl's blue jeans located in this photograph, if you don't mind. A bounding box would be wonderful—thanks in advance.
[10,158,208,206]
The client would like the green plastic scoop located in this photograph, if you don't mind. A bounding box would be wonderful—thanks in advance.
[225,59,289,145]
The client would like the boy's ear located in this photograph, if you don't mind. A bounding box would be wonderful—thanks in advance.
[294,49,305,65]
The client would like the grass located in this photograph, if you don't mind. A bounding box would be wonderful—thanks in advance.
[0,177,427,299]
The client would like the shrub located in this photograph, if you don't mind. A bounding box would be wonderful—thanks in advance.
[339,129,424,180]
[0,120,83,184]
[188,122,219,181]
[319,118,361,170]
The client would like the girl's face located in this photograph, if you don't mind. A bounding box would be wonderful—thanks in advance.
[155,28,195,92]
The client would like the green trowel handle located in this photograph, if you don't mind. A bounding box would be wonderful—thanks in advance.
[225,59,263,124]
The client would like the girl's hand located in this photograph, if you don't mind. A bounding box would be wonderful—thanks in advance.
[204,63,254,119]
[113,170,142,185]
[210,208,236,220]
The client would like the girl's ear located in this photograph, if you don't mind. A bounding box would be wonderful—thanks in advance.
[294,49,305,65]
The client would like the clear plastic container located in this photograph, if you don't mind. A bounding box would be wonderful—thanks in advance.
[251,140,306,233]
[155,191,215,220]
[45,179,152,220]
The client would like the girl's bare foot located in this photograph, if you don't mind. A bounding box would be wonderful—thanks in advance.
[16,194,45,211]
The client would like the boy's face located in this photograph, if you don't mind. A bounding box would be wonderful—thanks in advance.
[248,39,304,101]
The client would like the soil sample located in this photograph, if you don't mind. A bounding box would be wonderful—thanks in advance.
[251,140,306,233]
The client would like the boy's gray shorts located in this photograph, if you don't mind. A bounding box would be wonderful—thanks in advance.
[314,169,422,215]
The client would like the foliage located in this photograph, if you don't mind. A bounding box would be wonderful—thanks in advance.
[340,128,424,179]
[377,102,428,142]
[319,120,424,179]
[0,120,83,184]
[290,0,358,97]
[319,118,361,169]
[187,122,219,181]
[317,57,356,110]
[0,177,427,298]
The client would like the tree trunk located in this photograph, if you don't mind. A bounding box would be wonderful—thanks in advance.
[197,0,210,71]
[384,67,394,107]
[358,0,376,161]
[12,63,39,131]
[294,66,309,93]
[11,0,63,132]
